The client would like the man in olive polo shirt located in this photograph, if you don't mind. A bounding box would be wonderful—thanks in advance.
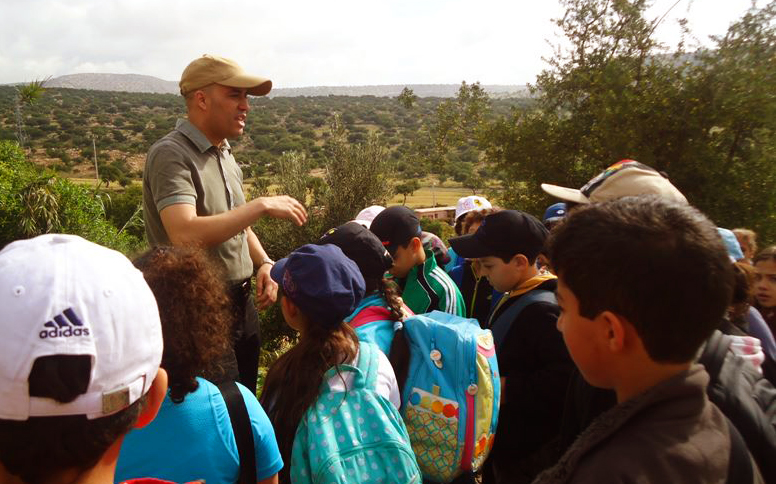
[143,54,307,394]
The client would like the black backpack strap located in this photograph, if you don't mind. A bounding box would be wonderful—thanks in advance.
[218,381,256,484]
[491,290,556,348]
[725,417,755,484]
[699,330,732,384]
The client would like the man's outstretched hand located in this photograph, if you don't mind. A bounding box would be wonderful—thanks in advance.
[255,196,307,226]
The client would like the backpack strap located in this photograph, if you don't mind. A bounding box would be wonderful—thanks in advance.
[350,306,394,328]
[217,381,256,484]
[356,342,380,390]
[491,290,556,348]
[699,330,732,385]
[725,417,754,484]
[321,343,381,392]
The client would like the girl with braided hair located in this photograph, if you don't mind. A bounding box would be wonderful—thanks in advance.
[318,222,414,392]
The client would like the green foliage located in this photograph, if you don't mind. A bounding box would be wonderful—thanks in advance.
[14,78,50,149]
[317,115,396,229]
[104,184,145,240]
[414,82,491,169]
[16,79,48,106]
[395,179,421,205]
[0,141,140,251]
[0,85,527,193]
[251,116,396,347]
[398,87,418,109]
[420,218,455,245]
[18,177,60,236]
[484,0,776,241]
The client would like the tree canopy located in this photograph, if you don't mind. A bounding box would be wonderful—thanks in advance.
[484,0,776,240]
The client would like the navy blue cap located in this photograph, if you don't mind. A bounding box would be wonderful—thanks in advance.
[270,244,366,328]
[449,210,548,261]
[543,202,567,223]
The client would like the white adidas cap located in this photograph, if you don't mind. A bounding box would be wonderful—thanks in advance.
[455,195,492,222]
[0,234,163,420]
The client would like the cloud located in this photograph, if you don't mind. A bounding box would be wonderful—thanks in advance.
[0,0,758,87]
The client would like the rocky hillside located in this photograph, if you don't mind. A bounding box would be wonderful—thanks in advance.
[41,73,529,98]
[47,73,179,94]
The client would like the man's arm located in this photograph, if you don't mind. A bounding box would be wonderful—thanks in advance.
[247,227,278,309]
[159,195,306,248]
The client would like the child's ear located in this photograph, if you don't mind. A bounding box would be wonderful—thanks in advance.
[411,236,423,251]
[510,253,529,269]
[281,294,299,318]
[599,311,627,354]
[134,368,169,429]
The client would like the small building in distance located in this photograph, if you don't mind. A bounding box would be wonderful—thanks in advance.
[415,206,456,223]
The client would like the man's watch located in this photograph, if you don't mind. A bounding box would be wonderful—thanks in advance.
[259,257,275,268]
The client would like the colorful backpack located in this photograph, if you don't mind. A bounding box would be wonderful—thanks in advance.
[400,311,500,482]
[290,342,421,483]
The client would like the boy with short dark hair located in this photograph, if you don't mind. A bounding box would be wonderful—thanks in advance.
[449,210,574,484]
[370,205,465,317]
[0,234,168,484]
[536,196,759,483]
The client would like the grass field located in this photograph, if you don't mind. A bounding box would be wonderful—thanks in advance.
[390,186,473,208]
[69,176,482,210]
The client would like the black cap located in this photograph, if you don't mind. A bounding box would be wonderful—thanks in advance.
[369,206,422,256]
[449,210,548,261]
[318,222,393,280]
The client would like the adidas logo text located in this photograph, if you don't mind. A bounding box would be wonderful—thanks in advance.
[39,308,90,339]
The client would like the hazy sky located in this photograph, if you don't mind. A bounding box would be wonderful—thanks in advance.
[0,0,758,88]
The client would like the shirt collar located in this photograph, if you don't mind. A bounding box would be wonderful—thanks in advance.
[175,118,232,154]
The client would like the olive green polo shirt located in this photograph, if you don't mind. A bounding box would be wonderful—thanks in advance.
[143,119,253,282]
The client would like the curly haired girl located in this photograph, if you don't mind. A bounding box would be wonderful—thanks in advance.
[117,246,282,484]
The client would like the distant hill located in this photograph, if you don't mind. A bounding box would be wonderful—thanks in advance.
[41,73,530,98]
[47,73,180,94]
[271,84,531,98]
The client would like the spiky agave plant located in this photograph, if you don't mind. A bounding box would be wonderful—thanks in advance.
[14,77,50,149]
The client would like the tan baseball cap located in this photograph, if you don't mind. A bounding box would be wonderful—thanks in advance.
[541,160,687,204]
[179,54,272,97]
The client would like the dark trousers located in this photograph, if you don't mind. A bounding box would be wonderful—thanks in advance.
[205,278,261,395]
[231,278,261,395]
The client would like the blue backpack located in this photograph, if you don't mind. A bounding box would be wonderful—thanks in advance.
[290,342,421,483]
[400,311,501,482]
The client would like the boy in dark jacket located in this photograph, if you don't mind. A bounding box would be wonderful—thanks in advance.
[449,210,574,484]
[535,196,761,483]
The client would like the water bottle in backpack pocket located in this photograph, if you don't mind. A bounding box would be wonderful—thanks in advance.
[290,342,421,483]
[401,311,501,483]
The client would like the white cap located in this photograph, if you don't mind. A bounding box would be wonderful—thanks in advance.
[353,205,386,229]
[0,234,163,420]
[455,196,492,222]
[541,160,687,205]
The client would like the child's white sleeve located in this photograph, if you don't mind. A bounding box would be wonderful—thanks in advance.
[375,350,402,409]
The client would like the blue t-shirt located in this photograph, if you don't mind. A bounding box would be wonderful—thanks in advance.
[116,378,282,483]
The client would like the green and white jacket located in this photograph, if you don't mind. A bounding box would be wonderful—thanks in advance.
[399,249,465,317]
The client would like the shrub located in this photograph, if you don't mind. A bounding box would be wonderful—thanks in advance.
[0,141,140,252]
[420,218,455,245]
